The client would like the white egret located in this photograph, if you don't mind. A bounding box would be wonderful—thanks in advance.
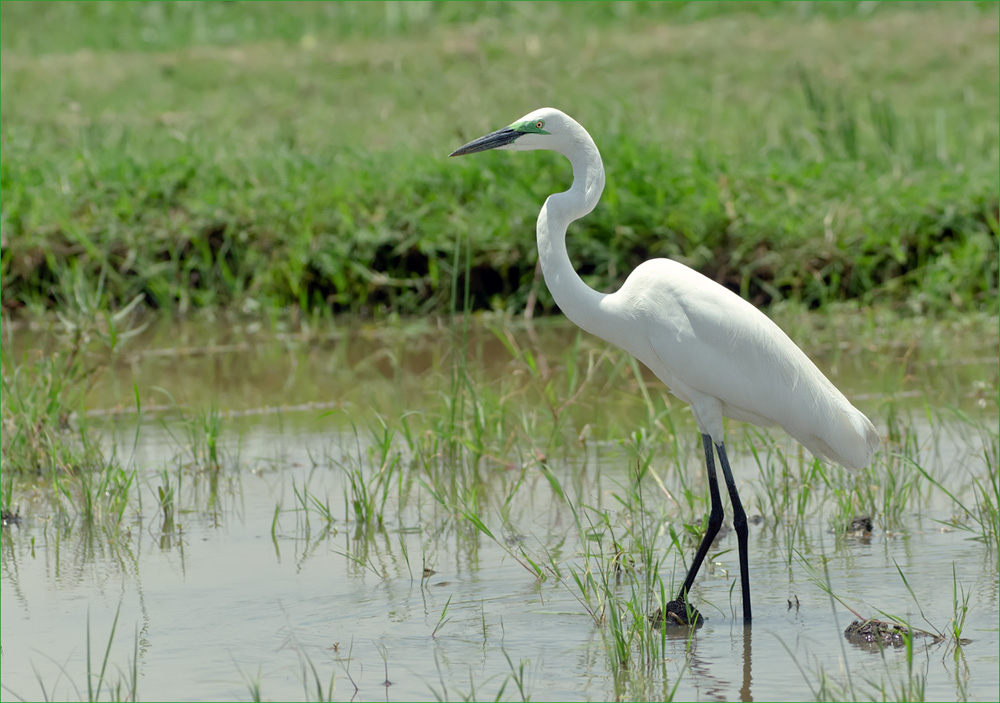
[450,108,879,624]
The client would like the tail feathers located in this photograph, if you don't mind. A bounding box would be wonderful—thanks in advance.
[800,402,879,471]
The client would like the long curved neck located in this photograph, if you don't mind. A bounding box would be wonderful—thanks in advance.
[536,127,615,340]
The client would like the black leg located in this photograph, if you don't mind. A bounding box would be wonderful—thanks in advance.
[717,441,752,622]
[677,434,725,601]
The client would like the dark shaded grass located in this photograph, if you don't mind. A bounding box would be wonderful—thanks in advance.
[3,130,996,317]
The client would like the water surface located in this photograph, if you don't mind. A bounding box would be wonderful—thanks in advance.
[2,313,997,701]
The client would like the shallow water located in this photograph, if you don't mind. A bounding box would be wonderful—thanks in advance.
[2,314,998,701]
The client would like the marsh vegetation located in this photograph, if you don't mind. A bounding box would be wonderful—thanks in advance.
[2,1,998,701]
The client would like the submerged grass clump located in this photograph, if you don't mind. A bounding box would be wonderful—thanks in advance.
[1,277,142,478]
[1,271,146,529]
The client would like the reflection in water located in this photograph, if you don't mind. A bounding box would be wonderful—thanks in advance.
[699,625,755,702]
[653,623,750,702]
[741,625,753,702]
[1,315,997,700]
[2,314,992,423]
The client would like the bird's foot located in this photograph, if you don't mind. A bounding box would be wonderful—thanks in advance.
[650,597,705,628]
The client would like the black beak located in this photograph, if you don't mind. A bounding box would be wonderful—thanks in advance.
[449,126,522,157]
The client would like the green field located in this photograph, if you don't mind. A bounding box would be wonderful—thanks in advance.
[2,5,998,699]
[2,0,997,318]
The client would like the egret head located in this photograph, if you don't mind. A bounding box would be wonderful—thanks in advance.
[449,107,576,157]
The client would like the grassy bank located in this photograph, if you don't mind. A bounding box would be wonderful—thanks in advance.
[1,1,998,318]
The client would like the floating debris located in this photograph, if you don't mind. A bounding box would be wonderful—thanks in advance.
[847,515,873,534]
[844,619,943,649]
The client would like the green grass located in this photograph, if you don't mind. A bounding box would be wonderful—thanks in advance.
[2,1,997,318]
[0,271,142,474]
[2,5,997,689]
[792,552,985,702]
[0,269,147,532]
[10,603,139,703]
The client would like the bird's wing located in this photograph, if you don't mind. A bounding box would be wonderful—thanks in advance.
[609,259,876,467]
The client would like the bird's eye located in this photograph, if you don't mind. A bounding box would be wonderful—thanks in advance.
[535,120,544,129]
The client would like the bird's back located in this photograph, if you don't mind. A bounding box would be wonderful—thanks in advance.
[599,258,879,470]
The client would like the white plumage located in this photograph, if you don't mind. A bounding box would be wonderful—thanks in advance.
[451,107,879,623]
